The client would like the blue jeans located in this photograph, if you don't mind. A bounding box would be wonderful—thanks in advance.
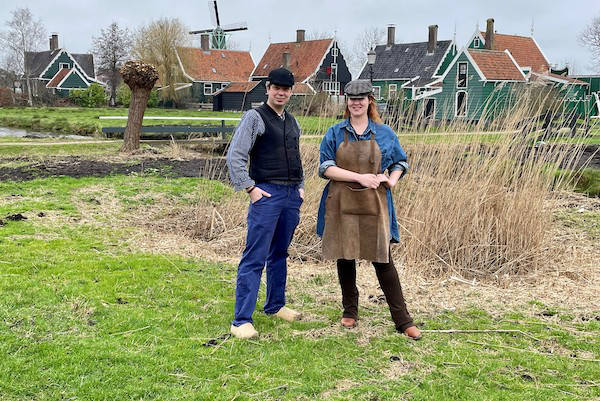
[232,183,302,326]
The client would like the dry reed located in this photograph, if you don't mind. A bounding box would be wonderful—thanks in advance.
[182,87,591,278]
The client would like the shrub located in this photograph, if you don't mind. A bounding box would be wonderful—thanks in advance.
[69,83,107,108]
[116,83,158,108]
[0,88,15,106]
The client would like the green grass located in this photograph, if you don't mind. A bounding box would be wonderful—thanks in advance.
[0,174,598,400]
[0,107,338,137]
[557,168,600,198]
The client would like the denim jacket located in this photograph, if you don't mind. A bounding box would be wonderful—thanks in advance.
[316,118,409,243]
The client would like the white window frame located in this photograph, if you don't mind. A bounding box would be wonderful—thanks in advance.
[388,83,397,99]
[59,62,69,69]
[473,38,480,48]
[330,63,337,74]
[322,80,340,95]
[204,83,213,95]
[457,62,468,89]
[455,90,468,117]
[373,86,381,100]
[332,47,338,57]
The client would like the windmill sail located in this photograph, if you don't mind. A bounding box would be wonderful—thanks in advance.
[222,22,248,32]
[209,0,220,27]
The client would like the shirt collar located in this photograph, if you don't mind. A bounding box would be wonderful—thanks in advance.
[341,118,377,139]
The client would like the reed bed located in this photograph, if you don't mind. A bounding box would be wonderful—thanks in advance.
[171,87,592,278]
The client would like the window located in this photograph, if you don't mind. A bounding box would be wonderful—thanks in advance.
[59,62,69,69]
[330,63,337,76]
[332,47,338,57]
[424,98,435,118]
[373,86,381,100]
[388,84,397,99]
[457,62,468,88]
[204,83,213,95]
[455,91,468,117]
[473,38,480,48]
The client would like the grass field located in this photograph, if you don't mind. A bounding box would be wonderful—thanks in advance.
[1,107,600,145]
[1,154,599,399]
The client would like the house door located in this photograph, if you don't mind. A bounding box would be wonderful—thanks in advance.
[424,98,435,119]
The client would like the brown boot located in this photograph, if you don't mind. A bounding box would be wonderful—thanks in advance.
[404,325,421,340]
[341,317,358,329]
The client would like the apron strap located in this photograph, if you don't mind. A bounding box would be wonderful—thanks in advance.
[343,129,349,145]
[369,136,376,166]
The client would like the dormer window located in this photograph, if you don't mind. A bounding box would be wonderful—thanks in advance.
[59,62,69,69]
[473,37,480,48]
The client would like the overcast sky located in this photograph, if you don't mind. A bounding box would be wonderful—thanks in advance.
[2,0,599,74]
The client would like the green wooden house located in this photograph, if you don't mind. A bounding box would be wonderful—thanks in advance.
[24,34,100,97]
[428,48,527,120]
[358,24,457,113]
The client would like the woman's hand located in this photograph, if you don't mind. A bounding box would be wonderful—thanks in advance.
[380,170,402,189]
[357,174,381,189]
[249,187,271,203]
[377,174,390,188]
[298,188,305,200]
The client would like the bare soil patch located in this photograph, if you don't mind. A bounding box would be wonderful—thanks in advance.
[0,155,228,181]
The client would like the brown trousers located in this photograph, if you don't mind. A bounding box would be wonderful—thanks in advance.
[337,256,414,332]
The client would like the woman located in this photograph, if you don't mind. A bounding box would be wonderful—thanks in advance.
[317,79,421,340]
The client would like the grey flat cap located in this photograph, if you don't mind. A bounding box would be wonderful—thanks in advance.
[344,79,373,98]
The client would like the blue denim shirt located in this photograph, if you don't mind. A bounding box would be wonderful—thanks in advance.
[316,118,409,243]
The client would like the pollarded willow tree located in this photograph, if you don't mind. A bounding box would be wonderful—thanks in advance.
[119,60,158,153]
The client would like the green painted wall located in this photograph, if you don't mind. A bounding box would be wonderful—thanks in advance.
[41,52,73,79]
[571,76,600,95]
[190,82,229,102]
[434,45,458,76]
[430,52,521,120]
[372,79,409,101]
[468,36,485,50]
[60,71,88,89]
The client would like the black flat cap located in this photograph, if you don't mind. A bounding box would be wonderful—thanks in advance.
[344,79,373,98]
[267,68,294,87]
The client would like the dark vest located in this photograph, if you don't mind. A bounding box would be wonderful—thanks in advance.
[249,103,303,183]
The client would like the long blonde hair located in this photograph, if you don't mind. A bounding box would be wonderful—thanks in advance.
[343,94,382,124]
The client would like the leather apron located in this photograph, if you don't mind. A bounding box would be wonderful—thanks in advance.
[322,131,391,263]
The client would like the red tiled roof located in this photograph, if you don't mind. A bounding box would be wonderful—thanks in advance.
[468,49,526,81]
[291,82,315,95]
[252,39,333,82]
[481,32,550,73]
[46,68,71,88]
[176,47,254,82]
[222,81,261,93]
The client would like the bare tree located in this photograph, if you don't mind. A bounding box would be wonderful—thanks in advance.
[92,22,132,106]
[0,7,46,105]
[342,26,385,78]
[579,15,600,71]
[132,18,190,104]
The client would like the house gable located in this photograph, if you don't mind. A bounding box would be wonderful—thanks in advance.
[251,39,333,82]
[57,68,89,89]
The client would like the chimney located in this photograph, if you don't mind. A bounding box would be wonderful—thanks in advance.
[49,33,58,51]
[283,52,291,69]
[387,25,395,47]
[296,29,305,43]
[200,34,210,51]
[427,25,438,54]
[485,18,494,50]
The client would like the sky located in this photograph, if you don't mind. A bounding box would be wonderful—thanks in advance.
[2,0,599,75]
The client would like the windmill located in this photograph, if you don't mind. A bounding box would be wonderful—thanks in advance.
[189,0,248,50]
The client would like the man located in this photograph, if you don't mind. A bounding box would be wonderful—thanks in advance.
[226,68,304,339]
